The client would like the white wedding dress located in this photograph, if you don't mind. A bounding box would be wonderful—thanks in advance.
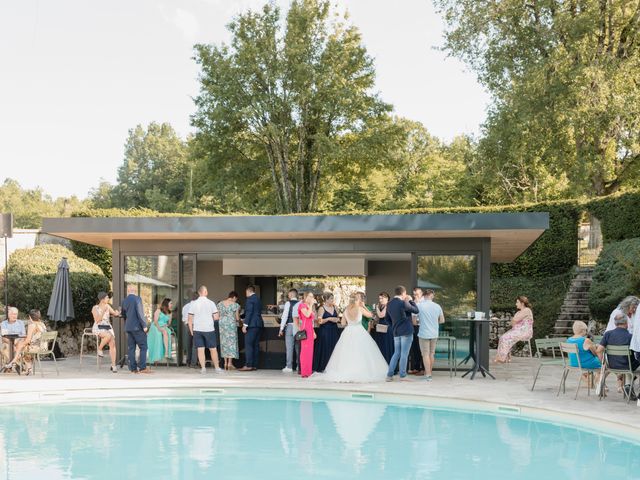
[321,309,389,383]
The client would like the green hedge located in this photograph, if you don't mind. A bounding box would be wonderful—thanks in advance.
[587,190,640,243]
[491,272,572,340]
[588,238,640,321]
[5,244,110,322]
[70,240,112,278]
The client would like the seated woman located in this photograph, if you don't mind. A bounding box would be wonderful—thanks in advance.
[567,320,602,370]
[147,298,174,364]
[8,309,47,376]
[495,296,534,363]
[92,291,119,373]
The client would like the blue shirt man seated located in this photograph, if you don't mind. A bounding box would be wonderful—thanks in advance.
[598,313,640,400]
[1,307,26,366]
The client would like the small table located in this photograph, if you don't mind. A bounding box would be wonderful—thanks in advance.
[461,319,495,380]
[1,334,25,373]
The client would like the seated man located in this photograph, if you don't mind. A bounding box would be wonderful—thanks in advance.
[598,313,640,400]
[1,307,26,367]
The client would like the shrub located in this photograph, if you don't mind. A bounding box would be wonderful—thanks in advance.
[491,272,572,340]
[5,244,110,322]
[588,238,640,321]
[587,190,640,243]
[70,240,112,278]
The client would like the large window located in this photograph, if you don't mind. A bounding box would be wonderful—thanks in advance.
[416,255,477,363]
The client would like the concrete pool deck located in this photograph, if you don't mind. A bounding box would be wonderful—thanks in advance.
[1,355,638,439]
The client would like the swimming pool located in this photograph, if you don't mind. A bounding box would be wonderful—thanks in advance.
[1,394,638,479]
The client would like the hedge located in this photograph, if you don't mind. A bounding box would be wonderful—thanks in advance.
[491,272,572,340]
[586,190,640,244]
[4,244,110,322]
[588,238,640,321]
[70,240,112,278]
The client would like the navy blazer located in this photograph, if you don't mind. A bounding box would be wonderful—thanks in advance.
[244,294,264,328]
[121,294,147,332]
[384,297,418,337]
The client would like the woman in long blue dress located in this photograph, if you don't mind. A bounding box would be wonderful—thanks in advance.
[373,292,394,364]
[147,298,173,364]
[313,293,340,372]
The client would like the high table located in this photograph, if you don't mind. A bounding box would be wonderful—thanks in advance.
[1,334,25,374]
[460,319,495,380]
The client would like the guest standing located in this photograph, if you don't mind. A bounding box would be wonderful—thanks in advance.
[188,285,223,374]
[373,292,394,363]
[409,287,425,374]
[495,296,534,363]
[314,293,340,372]
[385,286,419,381]
[182,292,199,367]
[121,284,152,374]
[148,298,174,364]
[417,289,445,382]
[91,291,119,372]
[218,291,241,370]
[239,285,264,371]
[278,288,300,373]
[297,291,317,378]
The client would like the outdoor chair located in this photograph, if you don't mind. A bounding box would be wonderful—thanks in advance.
[557,342,600,400]
[26,331,59,377]
[435,336,457,377]
[598,345,639,404]
[80,328,102,371]
[530,338,563,391]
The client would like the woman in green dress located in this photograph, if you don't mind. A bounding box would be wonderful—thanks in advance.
[147,298,173,364]
[217,291,240,370]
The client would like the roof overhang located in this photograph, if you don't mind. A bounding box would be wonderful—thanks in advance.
[42,212,549,263]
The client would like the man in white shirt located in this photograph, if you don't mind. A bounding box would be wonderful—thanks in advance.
[278,288,300,373]
[182,292,199,367]
[188,285,222,374]
[605,296,638,333]
[417,289,445,382]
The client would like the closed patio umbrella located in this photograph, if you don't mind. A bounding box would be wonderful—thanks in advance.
[47,257,75,328]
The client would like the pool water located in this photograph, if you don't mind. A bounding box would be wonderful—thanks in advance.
[0,396,638,479]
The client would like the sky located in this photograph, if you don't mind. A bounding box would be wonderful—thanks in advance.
[0,0,490,199]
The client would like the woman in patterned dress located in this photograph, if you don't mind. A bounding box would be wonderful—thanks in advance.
[495,296,534,363]
[218,291,240,370]
[11,309,47,376]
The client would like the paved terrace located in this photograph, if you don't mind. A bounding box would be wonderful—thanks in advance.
[1,355,638,441]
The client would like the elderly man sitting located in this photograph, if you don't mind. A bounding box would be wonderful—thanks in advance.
[598,313,640,400]
[1,307,26,369]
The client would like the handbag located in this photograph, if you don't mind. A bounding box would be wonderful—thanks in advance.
[294,330,307,342]
[375,323,388,333]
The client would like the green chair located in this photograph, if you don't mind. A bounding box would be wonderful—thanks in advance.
[530,338,563,391]
[29,331,59,377]
[435,336,457,377]
[599,344,639,403]
[557,342,600,399]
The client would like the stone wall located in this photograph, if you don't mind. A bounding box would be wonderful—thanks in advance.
[50,320,95,357]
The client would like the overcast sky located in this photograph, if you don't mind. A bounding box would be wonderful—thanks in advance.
[0,0,489,199]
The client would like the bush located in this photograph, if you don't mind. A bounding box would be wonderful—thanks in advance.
[588,238,640,321]
[491,272,572,340]
[5,244,110,322]
[70,240,112,278]
[587,190,640,243]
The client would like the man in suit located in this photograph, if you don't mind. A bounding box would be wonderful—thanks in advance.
[239,285,264,371]
[384,285,419,381]
[121,284,152,374]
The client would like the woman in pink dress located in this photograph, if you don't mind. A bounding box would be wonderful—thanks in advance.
[495,296,534,363]
[296,291,317,378]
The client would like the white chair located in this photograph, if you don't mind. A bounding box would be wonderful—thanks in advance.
[79,328,102,371]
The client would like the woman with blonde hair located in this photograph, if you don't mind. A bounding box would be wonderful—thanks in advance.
[322,292,389,383]
[567,320,601,369]
[495,296,534,363]
[314,292,340,372]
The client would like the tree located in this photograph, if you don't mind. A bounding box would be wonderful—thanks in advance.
[192,0,390,213]
[435,0,640,197]
[96,123,192,211]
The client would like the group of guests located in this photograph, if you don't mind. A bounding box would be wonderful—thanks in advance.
[1,306,48,375]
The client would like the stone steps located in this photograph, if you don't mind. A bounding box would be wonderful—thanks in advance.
[552,268,593,335]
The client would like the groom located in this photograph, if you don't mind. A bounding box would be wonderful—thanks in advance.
[385,285,419,381]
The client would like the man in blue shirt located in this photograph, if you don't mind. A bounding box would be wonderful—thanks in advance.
[384,285,419,381]
[598,313,639,400]
[417,289,445,382]
[1,307,26,366]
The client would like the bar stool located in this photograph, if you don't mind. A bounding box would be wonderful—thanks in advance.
[80,328,101,371]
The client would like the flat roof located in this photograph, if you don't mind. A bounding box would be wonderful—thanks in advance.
[43,212,549,262]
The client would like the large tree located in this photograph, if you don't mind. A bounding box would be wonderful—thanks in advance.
[192,0,390,213]
[435,0,640,197]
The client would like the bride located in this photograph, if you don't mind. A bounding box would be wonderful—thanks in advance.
[322,292,389,383]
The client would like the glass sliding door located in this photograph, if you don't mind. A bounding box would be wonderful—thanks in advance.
[124,255,179,364]
[179,254,197,366]
[416,255,477,365]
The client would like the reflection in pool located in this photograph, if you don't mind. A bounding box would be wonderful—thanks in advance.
[0,396,638,479]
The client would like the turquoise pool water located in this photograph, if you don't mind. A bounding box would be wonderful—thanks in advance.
[0,396,638,479]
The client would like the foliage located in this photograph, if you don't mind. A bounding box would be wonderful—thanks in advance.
[492,272,572,340]
[89,123,193,212]
[0,178,86,229]
[4,244,110,322]
[70,241,112,278]
[587,189,640,243]
[435,0,640,198]
[191,0,391,213]
[588,238,640,321]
